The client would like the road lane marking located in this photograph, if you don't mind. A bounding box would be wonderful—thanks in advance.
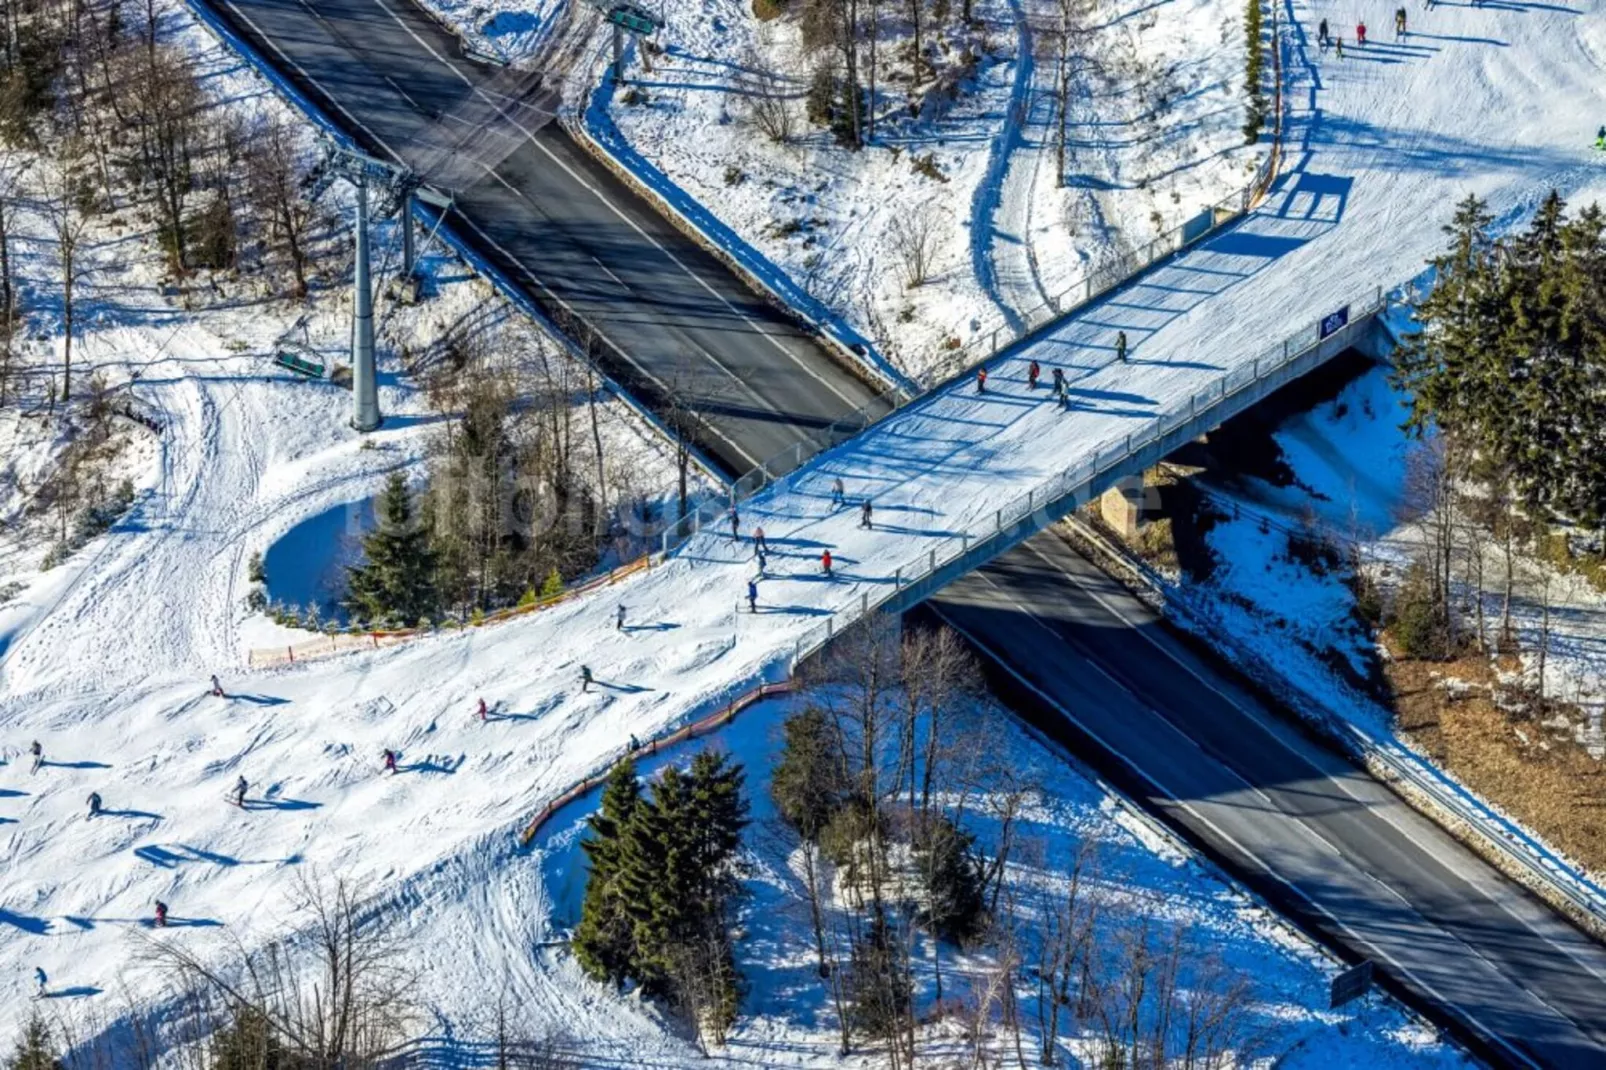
[360,0,873,418]
[936,569,1550,1070]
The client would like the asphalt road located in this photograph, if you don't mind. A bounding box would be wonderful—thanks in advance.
[932,533,1606,1069]
[208,0,889,476]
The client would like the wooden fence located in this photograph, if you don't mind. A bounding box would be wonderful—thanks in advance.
[247,554,654,668]
[517,680,795,846]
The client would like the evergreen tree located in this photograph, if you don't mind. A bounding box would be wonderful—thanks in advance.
[771,706,848,842]
[7,1014,62,1070]
[684,750,750,903]
[845,908,911,1044]
[574,757,642,987]
[1394,194,1502,440]
[1397,191,1606,532]
[913,812,986,944]
[595,750,749,1037]
[209,1006,287,1070]
[345,472,437,627]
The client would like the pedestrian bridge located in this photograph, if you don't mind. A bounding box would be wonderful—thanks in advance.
[668,257,1409,667]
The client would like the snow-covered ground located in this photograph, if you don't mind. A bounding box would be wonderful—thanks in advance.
[451,0,1258,381]
[3,0,1604,1059]
[1163,350,1606,870]
[517,691,1465,1066]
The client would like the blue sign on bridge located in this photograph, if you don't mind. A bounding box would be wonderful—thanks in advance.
[1319,304,1351,340]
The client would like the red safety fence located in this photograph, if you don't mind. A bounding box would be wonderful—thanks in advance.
[248,554,655,669]
[518,680,796,846]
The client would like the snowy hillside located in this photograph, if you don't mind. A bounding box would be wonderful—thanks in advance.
[443,0,1259,381]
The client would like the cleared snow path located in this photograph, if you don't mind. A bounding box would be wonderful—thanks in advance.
[970,0,1040,331]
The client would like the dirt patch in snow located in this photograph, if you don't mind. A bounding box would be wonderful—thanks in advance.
[1390,650,1606,877]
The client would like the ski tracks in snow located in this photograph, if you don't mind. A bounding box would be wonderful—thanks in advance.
[969,0,1041,334]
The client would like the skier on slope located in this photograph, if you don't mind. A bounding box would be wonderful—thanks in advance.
[1053,367,1068,409]
[28,740,42,774]
[976,368,988,393]
[1596,125,1606,151]
[382,748,398,775]
[831,477,845,508]
[210,674,224,698]
[154,901,168,928]
[1356,21,1366,45]
[1394,7,1406,36]
[1335,35,1344,59]
[233,776,248,807]
[747,579,759,614]
[581,666,594,693]
[729,507,740,541]
[85,792,102,820]
[753,526,767,554]
[1028,359,1041,389]
[821,549,833,576]
[860,499,873,530]
[1318,17,1329,46]
[34,967,46,1000]
[616,604,627,632]
[1115,331,1128,363]
[477,697,488,722]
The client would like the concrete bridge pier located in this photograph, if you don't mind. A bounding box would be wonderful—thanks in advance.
[1099,474,1148,540]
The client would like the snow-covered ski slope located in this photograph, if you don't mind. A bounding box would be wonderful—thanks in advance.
[1,0,1603,1048]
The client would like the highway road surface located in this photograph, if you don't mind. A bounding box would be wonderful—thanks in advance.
[207,2,1606,1064]
[207,0,890,475]
[933,533,1606,1069]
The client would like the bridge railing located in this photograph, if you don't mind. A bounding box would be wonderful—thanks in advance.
[765,278,1411,668]
[716,156,1287,517]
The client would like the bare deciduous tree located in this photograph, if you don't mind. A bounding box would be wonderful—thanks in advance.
[887,204,941,288]
[746,47,796,144]
[42,139,92,405]
[245,113,320,297]
[144,874,416,1068]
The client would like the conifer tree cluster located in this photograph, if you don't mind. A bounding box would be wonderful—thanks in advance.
[6,1015,61,1070]
[1396,191,1606,529]
[574,752,750,1047]
[343,377,605,627]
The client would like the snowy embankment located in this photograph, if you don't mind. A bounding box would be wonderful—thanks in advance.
[511,692,1464,1066]
[472,0,1257,382]
[1177,356,1606,883]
